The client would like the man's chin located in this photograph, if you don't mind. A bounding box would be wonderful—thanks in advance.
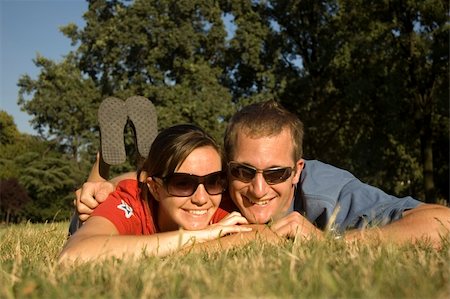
[242,209,272,224]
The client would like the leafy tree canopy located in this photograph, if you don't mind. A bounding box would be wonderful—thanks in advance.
[14,0,449,214]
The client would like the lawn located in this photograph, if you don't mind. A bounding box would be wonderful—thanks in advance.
[1,222,449,298]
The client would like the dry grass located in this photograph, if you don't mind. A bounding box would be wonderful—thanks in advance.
[1,222,449,298]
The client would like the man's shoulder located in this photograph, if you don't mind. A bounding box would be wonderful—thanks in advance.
[301,160,356,195]
[303,160,354,177]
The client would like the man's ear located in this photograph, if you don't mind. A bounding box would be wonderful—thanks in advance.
[146,177,161,202]
[292,158,304,185]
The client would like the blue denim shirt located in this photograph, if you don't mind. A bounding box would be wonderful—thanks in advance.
[292,160,422,232]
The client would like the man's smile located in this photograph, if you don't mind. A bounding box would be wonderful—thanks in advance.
[243,195,273,206]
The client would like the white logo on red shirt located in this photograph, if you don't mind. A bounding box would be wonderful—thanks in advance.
[117,200,133,218]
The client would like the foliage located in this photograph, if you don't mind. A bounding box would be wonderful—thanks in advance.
[62,0,235,142]
[0,179,30,224]
[12,0,449,224]
[0,111,20,146]
[0,222,449,298]
[265,0,449,202]
[17,53,100,161]
[0,113,89,223]
[16,152,86,222]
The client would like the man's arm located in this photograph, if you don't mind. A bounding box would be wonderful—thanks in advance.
[185,204,450,251]
[295,160,450,246]
[88,152,110,181]
[75,152,137,221]
[269,204,450,247]
[345,203,450,247]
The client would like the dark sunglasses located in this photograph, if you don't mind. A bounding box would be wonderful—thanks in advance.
[228,162,294,185]
[153,171,227,197]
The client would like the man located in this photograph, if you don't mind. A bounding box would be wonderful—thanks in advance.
[222,101,449,244]
[74,100,450,246]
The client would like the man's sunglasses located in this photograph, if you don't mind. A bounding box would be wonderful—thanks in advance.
[153,171,227,197]
[228,162,294,185]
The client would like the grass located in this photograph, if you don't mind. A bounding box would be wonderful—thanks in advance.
[1,222,449,298]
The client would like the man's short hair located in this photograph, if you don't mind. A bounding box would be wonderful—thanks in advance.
[224,100,304,162]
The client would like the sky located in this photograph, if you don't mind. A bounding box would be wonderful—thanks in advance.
[1,0,88,135]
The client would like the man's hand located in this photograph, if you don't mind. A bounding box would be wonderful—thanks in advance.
[74,181,115,221]
[270,211,323,239]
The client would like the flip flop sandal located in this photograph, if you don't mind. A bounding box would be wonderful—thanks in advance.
[67,210,81,237]
[125,96,158,158]
[98,97,128,165]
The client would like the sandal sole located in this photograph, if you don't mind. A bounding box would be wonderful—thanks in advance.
[98,97,128,165]
[125,96,158,158]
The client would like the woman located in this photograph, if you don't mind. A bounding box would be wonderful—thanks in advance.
[59,124,251,262]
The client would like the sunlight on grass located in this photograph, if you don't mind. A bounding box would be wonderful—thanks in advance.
[1,222,449,298]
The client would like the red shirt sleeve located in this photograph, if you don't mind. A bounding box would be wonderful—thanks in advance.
[91,180,156,235]
[219,193,239,213]
[210,207,229,223]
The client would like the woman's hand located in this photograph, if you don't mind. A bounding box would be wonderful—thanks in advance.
[185,211,251,243]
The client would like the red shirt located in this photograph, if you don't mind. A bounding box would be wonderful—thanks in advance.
[91,179,229,235]
[219,193,239,213]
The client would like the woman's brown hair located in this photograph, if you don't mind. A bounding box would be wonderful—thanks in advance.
[137,124,223,201]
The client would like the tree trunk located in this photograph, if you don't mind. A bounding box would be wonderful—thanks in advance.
[420,113,436,203]
[6,208,11,225]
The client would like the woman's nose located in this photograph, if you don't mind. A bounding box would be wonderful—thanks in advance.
[191,184,209,205]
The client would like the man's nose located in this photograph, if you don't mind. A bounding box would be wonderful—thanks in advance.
[191,184,208,205]
[248,172,269,198]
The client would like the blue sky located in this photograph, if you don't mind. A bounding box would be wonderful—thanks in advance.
[1,0,88,135]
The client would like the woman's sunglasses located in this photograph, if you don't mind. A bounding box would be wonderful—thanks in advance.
[153,171,227,197]
[228,162,294,185]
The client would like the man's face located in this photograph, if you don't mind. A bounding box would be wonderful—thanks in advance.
[228,128,304,224]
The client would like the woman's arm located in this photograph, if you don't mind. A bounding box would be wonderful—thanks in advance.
[59,215,252,263]
[178,224,282,255]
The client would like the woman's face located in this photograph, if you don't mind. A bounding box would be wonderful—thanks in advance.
[150,146,224,231]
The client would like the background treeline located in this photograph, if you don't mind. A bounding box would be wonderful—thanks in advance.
[0,0,448,223]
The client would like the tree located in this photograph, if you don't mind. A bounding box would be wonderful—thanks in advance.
[387,0,448,202]
[264,0,448,202]
[327,0,449,202]
[0,112,90,222]
[18,53,100,161]
[16,0,448,204]
[0,111,20,145]
[0,178,30,224]
[61,0,235,141]
[16,152,86,222]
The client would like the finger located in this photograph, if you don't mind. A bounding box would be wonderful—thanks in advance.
[227,211,244,218]
[77,204,94,216]
[79,183,101,209]
[270,211,303,231]
[271,222,293,237]
[94,184,114,203]
[222,211,246,221]
[219,214,249,226]
[269,217,289,232]
[78,213,91,222]
[74,188,81,206]
[79,194,100,210]
[217,225,252,236]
